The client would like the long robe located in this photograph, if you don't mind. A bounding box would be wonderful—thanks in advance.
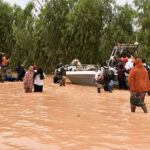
[23,66,34,92]
[128,58,150,92]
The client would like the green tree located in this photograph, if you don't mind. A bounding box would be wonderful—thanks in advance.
[134,0,150,63]
[99,3,135,62]
[62,0,104,64]
[0,0,14,55]
[33,0,76,71]
[1,0,147,72]
[11,2,35,68]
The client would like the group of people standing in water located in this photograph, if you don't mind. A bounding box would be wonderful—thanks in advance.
[96,55,150,113]
[24,57,150,113]
[1,51,150,113]
[0,53,45,93]
[23,65,45,93]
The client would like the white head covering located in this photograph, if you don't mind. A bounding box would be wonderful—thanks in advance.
[125,58,133,70]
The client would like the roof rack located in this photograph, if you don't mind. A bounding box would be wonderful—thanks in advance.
[108,43,140,66]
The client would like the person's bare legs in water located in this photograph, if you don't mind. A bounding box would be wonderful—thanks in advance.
[131,104,148,113]
[141,105,148,113]
[131,104,136,112]
[130,92,148,113]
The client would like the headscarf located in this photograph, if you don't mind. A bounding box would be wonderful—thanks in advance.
[28,66,34,73]
[23,66,34,89]
[33,65,37,70]
[125,58,133,71]
[128,58,150,92]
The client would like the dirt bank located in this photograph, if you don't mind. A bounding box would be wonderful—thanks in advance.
[0,75,150,150]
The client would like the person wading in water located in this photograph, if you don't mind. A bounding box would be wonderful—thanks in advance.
[128,58,150,113]
[23,66,34,93]
[34,68,45,92]
[117,64,127,90]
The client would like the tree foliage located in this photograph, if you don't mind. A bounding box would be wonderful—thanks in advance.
[0,0,14,55]
[134,0,150,63]
[0,0,150,72]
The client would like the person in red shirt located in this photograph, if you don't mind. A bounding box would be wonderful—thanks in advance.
[121,54,128,67]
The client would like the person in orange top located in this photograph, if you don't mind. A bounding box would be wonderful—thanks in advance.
[2,56,10,67]
[1,56,10,82]
[128,58,150,113]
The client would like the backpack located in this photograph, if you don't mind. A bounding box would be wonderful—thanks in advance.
[104,67,114,80]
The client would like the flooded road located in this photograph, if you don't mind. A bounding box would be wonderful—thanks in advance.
[0,76,150,150]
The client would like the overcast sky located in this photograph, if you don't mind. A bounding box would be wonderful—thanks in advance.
[4,0,133,9]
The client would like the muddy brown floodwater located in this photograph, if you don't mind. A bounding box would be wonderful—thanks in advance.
[0,75,150,150]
